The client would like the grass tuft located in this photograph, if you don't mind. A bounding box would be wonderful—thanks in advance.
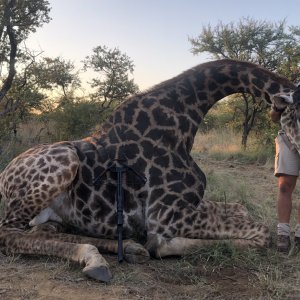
[184,242,263,270]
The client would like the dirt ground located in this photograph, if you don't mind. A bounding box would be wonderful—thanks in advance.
[0,156,299,300]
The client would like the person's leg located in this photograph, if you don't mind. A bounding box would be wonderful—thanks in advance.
[274,133,300,252]
[277,175,297,252]
[277,175,297,223]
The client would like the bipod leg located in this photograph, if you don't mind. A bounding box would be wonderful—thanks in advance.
[115,166,126,263]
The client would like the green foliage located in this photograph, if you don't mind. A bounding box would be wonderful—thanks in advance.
[275,26,300,82]
[0,0,51,41]
[0,0,51,116]
[29,56,81,94]
[190,18,300,75]
[83,45,139,112]
[0,56,81,141]
[50,99,107,140]
[200,100,234,131]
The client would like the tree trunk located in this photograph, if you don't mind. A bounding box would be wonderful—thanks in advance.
[240,93,260,150]
[0,0,18,116]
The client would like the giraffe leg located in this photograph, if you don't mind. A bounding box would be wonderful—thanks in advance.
[210,201,251,220]
[0,228,112,282]
[146,232,269,258]
[146,200,271,258]
[146,235,230,257]
[28,222,150,264]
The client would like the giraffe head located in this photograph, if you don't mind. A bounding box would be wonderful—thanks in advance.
[273,86,300,124]
[273,85,300,109]
[273,92,294,110]
[273,86,300,152]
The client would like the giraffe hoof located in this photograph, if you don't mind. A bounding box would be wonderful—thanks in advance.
[124,242,150,264]
[83,266,112,283]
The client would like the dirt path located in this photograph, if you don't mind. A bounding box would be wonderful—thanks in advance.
[0,156,299,300]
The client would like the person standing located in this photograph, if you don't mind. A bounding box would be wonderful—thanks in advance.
[271,104,300,253]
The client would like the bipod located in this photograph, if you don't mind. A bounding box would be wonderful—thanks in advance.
[94,161,146,263]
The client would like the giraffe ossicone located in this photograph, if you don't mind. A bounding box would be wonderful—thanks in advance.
[0,59,296,282]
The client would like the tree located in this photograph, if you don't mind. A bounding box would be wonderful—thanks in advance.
[83,45,139,114]
[31,57,81,96]
[190,18,300,148]
[29,56,81,110]
[49,47,139,140]
[0,0,51,117]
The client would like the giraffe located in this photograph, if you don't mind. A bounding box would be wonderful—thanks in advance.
[273,85,300,153]
[0,59,296,282]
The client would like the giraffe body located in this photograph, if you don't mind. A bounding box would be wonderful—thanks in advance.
[0,59,296,281]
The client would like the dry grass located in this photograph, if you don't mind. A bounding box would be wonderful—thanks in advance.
[0,119,57,171]
[193,128,242,154]
[193,128,274,164]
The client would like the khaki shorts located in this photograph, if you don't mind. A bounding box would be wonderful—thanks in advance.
[274,133,300,177]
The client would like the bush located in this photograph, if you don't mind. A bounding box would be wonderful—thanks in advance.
[50,101,110,140]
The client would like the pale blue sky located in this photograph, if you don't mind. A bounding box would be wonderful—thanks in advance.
[28,0,300,91]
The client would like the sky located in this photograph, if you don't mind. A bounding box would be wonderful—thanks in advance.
[27,0,300,91]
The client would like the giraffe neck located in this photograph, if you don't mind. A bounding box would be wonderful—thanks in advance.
[182,59,294,117]
[92,59,295,155]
